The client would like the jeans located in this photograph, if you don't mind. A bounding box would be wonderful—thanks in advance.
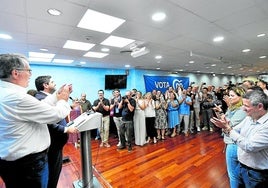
[226,144,240,188]
[0,149,48,188]
[113,116,123,142]
[238,163,268,188]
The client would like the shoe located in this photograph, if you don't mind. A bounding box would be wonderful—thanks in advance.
[190,129,194,133]
[171,133,176,138]
[210,128,214,132]
[162,136,166,140]
[202,127,208,131]
[153,137,157,143]
[157,135,161,140]
[185,132,189,136]
[95,136,100,140]
[117,142,121,147]
[104,143,111,147]
[117,145,126,150]
[197,127,201,132]
[100,142,104,147]
[146,139,151,144]
[128,146,132,152]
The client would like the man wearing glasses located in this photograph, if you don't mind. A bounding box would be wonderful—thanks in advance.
[0,54,72,188]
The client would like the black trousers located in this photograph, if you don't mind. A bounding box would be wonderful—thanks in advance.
[47,146,63,188]
[0,149,48,188]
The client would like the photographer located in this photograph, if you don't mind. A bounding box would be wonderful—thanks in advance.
[117,91,136,152]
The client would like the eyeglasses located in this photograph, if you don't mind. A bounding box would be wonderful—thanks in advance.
[16,68,32,73]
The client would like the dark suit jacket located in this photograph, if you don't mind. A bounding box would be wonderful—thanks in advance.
[35,91,68,149]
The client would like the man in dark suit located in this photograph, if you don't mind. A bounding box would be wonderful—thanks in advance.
[35,75,77,188]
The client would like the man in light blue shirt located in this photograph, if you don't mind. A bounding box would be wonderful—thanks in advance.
[211,89,268,187]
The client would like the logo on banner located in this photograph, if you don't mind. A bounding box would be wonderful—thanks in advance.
[172,79,183,90]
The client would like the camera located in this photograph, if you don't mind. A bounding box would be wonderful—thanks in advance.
[122,95,127,100]
[202,82,206,85]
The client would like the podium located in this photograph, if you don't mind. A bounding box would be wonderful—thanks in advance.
[70,111,103,188]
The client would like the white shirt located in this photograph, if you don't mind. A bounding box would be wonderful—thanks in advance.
[144,99,155,117]
[0,81,71,161]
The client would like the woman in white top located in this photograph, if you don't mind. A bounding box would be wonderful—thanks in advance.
[133,91,146,146]
[144,92,157,143]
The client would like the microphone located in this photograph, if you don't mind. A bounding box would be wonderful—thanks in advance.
[69,96,74,101]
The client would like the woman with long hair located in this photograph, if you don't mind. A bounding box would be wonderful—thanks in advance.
[212,86,246,188]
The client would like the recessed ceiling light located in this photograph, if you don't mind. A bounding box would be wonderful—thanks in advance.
[0,33,12,39]
[257,33,266,37]
[189,61,194,64]
[211,64,216,66]
[53,59,74,64]
[77,9,125,34]
[156,67,160,70]
[155,55,162,59]
[101,48,110,52]
[125,65,130,68]
[242,49,251,53]
[47,8,62,16]
[63,40,95,51]
[259,56,267,59]
[178,69,183,71]
[227,66,232,68]
[83,51,108,58]
[152,12,166,21]
[101,35,135,48]
[40,48,48,52]
[196,70,200,73]
[213,36,224,42]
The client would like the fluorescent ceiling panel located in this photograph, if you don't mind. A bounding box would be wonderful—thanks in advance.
[77,9,125,34]
[29,57,52,62]
[101,35,135,48]
[63,40,95,51]
[83,51,108,58]
[52,59,74,64]
[28,52,55,59]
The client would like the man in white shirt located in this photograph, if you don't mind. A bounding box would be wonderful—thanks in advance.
[0,54,72,188]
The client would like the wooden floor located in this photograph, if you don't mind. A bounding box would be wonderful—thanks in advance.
[0,130,229,188]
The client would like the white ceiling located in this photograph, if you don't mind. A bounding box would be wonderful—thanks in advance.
[1,0,268,76]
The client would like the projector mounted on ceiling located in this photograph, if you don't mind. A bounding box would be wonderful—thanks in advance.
[130,47,150,58]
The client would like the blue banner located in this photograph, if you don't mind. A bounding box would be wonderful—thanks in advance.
[143,75,189,93]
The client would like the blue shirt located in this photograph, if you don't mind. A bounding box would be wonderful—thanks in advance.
[230,113,268,170]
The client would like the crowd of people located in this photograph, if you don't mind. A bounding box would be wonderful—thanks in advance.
[1,53,268,187]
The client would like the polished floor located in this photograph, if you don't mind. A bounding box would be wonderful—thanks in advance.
[0,129,229,188]
[59,129,229,188]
